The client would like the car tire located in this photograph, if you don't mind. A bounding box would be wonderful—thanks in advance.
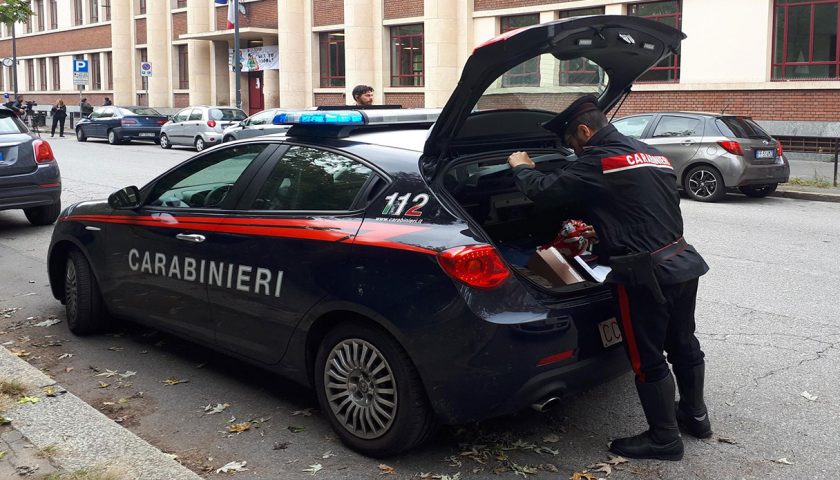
[739,183,777,198]
[23,201,61,226]
[314,322,437,457]
[64,250,107,335]
[684,165,726,202]
[107,129,120,145]
[76,128,87,142]
[194,137,205,152]
[159,134,171,149]
[222,135,233,143]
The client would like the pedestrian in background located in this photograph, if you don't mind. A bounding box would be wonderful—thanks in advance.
[352,85,374,106]
[80,98,93,117]
[50,100,67,137]
[103,97,112,106]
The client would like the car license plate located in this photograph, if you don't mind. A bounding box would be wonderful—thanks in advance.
[139,132,155,137]
[755,149,775,159]
[598,317,623,348]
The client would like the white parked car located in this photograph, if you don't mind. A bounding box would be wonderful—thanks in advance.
[160,106,247,151]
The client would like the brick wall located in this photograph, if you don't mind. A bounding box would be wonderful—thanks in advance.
[384,92,424,108]
[216,0,278,30]
[619,90,840,122]
[384,0,423,19]
[474,0,576,10]
[314,92,346,106]
[136,18,147,45]
[313,0,344,26]
[172,12,187,40]
[25,93,112,107]
[477,92,584,111]
[173,92,190,108]
[0,25,111,56]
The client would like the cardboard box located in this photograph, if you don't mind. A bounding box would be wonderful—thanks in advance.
[527,247,586,286]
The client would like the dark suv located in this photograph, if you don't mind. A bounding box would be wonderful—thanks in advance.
[0,107,61,225]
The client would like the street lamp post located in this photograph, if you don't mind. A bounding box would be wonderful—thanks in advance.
[233,0,241,110]
[11,22,18,95]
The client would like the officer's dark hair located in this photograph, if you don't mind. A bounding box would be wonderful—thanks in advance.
[352,84,373,100]
[566,109,608,136]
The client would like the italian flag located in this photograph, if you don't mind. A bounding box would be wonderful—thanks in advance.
[215,0,246,29]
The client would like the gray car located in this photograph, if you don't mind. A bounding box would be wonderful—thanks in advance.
[221,108,289,142]
[612,112,790,202]
[160,106,247,152]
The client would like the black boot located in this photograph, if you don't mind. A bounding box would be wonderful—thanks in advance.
[610,374,684,461]
[674,363,712,438]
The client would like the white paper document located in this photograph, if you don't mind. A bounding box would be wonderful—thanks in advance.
[573,256,612,283]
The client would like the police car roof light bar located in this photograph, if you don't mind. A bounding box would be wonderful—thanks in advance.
[272,108,442,127]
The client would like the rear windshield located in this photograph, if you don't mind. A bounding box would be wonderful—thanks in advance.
[209,108,247,121]
[0,113,27,134]
[122,107,162,116]
[716,117,772,140]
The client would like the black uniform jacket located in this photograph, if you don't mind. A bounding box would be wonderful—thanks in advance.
[513,124,709,285]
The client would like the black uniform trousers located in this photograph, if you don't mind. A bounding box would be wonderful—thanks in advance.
[612,279,705,383]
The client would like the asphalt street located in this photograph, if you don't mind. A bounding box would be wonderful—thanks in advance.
[0,137,839,479]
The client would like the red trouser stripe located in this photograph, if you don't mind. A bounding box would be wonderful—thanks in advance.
[617,284,645,382]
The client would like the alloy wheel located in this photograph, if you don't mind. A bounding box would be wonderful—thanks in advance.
[324,338,397,439]
[688,169,718,199]
[65,259,78,321]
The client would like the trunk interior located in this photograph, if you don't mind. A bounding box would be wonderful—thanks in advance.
[439,150,605,295]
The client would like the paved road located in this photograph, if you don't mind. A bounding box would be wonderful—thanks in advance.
[1,140,839,479]
[789,158,838,183]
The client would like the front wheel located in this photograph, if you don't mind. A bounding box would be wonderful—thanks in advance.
[194,137,206,152]
[65,250,107,335]
[24,202,61,226]
[684,165,726,202]
[159,134,171,149]
[739,183,777,198]
[76,128,87,142]
[314,322,436,457]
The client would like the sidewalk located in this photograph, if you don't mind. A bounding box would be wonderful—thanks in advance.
[0,346,202,480]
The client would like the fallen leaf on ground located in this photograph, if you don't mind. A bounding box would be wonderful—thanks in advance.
[98,382,110,388]
[216,460,248,473]
[542,434,560,443]
[773,458,793,465]
[288,425,305,433]
[204,403,230,415]
[17,396,40,405]
[57,353,73,360]
[605,456,628,466]
[228,422,251,433]
[302,463,323,475]
[64,367,73,373]
[538,464,558,472]
[162,377,188,386]
[33,319,61,327]
[290,408,314,417]
[96,369,119,378]
[718,437,738,445]
[0,417,11,426]
[322,451,335,459]
[42,387,56,397]
[588,462,612,475]
[378,464,395,475]
[119,371,136,378]
[800,391,818,401]
[0,451,6,459]
[570,472,598,480]
[10,349,30,357]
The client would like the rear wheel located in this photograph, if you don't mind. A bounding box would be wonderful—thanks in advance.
[23,201,61,226]
[314,322,436,457]
[739,183,777,198]
[107,129,120,145]
[65,250,107,335]
[194,137,206,152]
[222,135,234,143]
[684,165,726,202]
[76,128,87,142]
[159,134,171,149]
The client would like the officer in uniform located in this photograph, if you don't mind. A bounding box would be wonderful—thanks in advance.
[507,95,712,461]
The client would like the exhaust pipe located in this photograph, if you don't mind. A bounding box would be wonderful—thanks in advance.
[531,396,561,412]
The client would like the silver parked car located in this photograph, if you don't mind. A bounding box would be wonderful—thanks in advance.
[221,108,289,142]
[612,112,790,202]
[160,106,247,151]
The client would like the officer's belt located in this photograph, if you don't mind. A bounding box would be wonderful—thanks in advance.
[651,236,687,265]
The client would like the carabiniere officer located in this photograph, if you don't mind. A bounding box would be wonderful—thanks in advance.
[507,95,712,461]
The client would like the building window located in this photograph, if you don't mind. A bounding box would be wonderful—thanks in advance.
[27,60,35,91]
[38,58,47,90]
[90,0,99,22]
[319,32,345,88]
[105,52,112,89]
[558,7,606,85]
[390,24,424,87]
[500,14,540,87]
[51,57,60,90]
[773,0,840,80]
[35,0,45,31]
[74,0,84,26]
[139,0,146,15]
[90,54,101,90]
[628,0,682,83]
[49,0,58,29]
[176,0,187,8]
[177,45,189,89]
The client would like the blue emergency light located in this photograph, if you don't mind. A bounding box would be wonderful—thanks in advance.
[273,111,365,126]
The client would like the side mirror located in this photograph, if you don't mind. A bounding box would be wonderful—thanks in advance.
[108,186,141,210]
[239,120,246,127]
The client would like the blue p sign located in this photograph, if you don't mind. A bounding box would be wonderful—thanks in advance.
[73,60,89,73]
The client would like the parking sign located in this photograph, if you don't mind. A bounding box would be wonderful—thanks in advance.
[73,59,89,73]
[140,62,153,77]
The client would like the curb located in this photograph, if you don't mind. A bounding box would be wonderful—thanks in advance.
[771,188,840,203]
[0,346,203,480]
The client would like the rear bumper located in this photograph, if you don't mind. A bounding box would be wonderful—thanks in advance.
[734,161,790,186]
[198,131,223,146]
[0,164,61,210]
[116,126,161,140]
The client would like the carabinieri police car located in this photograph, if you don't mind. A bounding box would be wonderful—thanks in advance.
[47,16,684,456]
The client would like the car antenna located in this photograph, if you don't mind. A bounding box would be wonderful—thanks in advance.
[608,87,631,122]
[720,103,731,115]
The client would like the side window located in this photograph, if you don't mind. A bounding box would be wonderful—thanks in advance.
[613,115,653,139]
[173,109,189,123]
[250,146,374,211]
[249,111,272,126]
[188,108,204,121]
[100,107,114,118]
[147,144,269,209]
[652,115,703,138]
[90,107,104,119]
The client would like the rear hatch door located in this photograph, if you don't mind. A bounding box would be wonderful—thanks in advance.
[0,110,36,177]
[716,116,779,164]
[421,15,686,178]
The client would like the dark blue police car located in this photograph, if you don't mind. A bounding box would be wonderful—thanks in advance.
[47,16,684,456]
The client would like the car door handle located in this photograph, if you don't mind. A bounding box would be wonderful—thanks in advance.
[176,233,206,243]
[680,140,694,146]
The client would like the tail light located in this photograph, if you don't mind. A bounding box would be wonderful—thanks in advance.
[437,245,510,289]
[157,119,167,125]
[718,141,743,156]
[776,141,783,157]
[33,139,55,164]
[207,120,217,128]
[121,119,137,125]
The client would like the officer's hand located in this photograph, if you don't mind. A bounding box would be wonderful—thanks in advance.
[508,152,535,169]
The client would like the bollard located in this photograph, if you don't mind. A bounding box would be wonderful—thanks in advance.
[835,138,839,187]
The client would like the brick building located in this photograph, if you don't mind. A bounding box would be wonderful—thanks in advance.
[2,0,840,126]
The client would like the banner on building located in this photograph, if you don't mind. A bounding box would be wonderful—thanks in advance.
[229,46,279,72]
